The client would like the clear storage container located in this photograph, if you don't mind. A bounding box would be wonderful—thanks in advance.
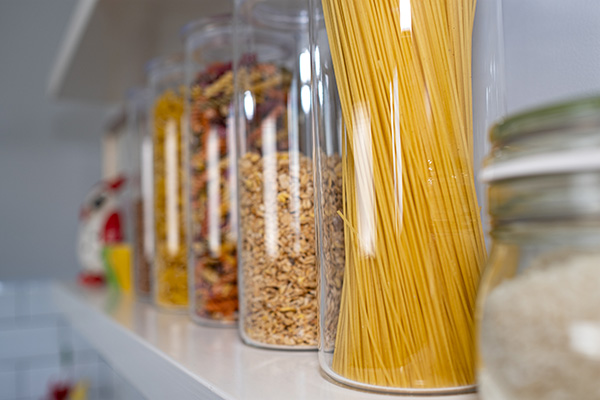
[148,54,189,311]
[234,0,317,349]
[126,88,153,300]
[183,15,239,325]
[477,96,600,400]
[311,0,505,393]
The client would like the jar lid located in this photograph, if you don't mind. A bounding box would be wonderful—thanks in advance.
[490,96,600,144]
[482,96,600,183]
[126,87,149,102]
[240,0,310,31]
[480,149,600,182]
[180,14,234,42]
[145,52,184,77]
[125,87,150,111]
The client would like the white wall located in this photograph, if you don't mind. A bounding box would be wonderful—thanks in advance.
[0,0,109,280]
[503,0,600,113]
[0,0,599,280]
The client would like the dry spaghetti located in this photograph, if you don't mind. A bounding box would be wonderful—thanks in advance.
[322,0,485,389]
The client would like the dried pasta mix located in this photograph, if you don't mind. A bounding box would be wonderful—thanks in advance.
[153,88,188,308]
[189,59,292,323]
[189,61,238,322]
[238,60,292,153]
[239,151,319,347]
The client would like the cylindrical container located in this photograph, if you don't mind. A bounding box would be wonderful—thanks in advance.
[477,97,600,400]
[183,16,239,325]
[234,0,317,349]
[148,54,189,311]
[311,0,505,393]
[126,88,154,300]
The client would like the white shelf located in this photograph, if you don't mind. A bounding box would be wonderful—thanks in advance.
[47,0,232,103]
[52,282,480,400]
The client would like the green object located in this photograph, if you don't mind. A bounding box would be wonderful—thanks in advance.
[102,246,119,290]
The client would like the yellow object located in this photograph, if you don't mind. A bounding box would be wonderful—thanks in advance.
[107,244,133,293]
[153,88,189,308]
[68,380,89,400]
[323,0,484,389]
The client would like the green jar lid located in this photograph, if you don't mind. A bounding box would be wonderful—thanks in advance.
[490,96,600,145]
[482,96,600,183]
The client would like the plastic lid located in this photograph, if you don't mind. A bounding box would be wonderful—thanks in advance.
[241,0,310,31]
[125,87,149,101]
[125,87,150,112]
[180,14,233,42]
[145,51,184,76]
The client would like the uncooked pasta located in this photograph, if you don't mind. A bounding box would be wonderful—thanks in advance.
[153,88,188,309]
[322,0,485,389]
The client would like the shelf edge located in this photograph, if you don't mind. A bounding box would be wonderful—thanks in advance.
[52,283,231,400]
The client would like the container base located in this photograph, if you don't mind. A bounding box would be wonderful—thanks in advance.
[135,293,152,303]
[191,313,237,328]
[319,352,477,395]
[153,301,188,314]
[240,329,317,351]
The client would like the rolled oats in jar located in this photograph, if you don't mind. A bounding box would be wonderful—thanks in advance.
[235,1,319,349]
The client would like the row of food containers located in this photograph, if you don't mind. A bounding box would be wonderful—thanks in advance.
[129,13,322,348]
[110,0,600,398]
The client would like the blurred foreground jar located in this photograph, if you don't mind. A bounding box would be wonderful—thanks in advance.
[148,54,189,311]
[311,0,505,393]
[183,15,239,325]
[126,88,154,300]
[235,0,318,349]
[478,97,600,400]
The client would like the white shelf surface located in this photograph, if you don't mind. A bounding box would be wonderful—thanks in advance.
[52,282,479,400]
[47,0,232,103]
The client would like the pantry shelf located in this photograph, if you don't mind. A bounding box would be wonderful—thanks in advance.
[47,0,231,103]
[52,282,479,400]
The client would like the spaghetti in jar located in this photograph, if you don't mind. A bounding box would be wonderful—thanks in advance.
[311,0,506,393]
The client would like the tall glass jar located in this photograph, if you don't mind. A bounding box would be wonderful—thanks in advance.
[234,0,317,349]
[147,54,189,311]
[126,88,153,300]
[311,0,505,393]
[477,96,600,400]
[183,15,239,326]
